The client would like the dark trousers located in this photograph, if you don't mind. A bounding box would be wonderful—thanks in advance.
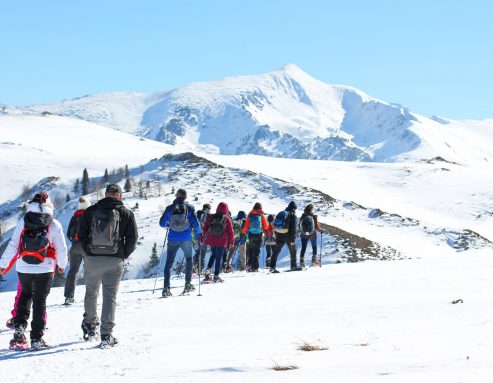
[15,272,53,340]
[193,243,208,272]
[64,244,85,299]
[270,234,297,269]
[164,241,193,286]
[247,233,262,270]
[300,236,317,261]
[265,242,275,267]
[210,246,226,276]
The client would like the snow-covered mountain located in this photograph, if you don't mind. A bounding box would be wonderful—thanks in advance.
[6,64,493,164]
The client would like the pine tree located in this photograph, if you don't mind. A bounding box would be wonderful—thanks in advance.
[66,194,71,202]
[73,178,80,195]
[124,164,130,178]
[103,169,109,183]
[124,177,132,192]
[148,243,159,270]
[81,169,90,195]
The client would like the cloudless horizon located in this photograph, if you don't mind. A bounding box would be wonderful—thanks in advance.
[1,0,492,119]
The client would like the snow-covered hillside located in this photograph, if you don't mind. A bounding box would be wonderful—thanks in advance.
[5,65,493,164]
[1,253,492,382]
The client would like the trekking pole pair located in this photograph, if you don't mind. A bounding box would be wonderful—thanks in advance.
[152,227,170,294]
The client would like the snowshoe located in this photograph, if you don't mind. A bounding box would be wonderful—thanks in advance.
[99,334,118,349]
[270,269,280,274]
[9,327,28,350]
[6,318,14,330]
[224,266,233,273]
[311,256,321,267]
[81,321,100,342]
[64,297,75,306]
[300,260,306,269]
[31,338,49,351]
[180,282,195,295]
[289,266,303,271]
[161,286,172,298]
[213,275,224,283]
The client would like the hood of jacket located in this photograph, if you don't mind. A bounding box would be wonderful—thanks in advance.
[96,197,124,209]
[216,202,229,215]
[26,202,54,217]
[248,209,264,216]
[173,198,186,205]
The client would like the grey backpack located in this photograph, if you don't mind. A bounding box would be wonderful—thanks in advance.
[169,204,189,232]
[89,208,121,255]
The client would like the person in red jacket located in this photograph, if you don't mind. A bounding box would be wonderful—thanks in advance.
[201,202,234,283]
[241,202,269,272]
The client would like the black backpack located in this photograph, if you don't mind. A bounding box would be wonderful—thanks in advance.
[20,212,54,265]
[68,212,84,242]
[208,214,226,237]
[89,208,121,255]
[300,214,315,235]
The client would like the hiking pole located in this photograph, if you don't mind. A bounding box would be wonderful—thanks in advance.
[319,232,323,268]
[153,227,169,294]
[198,243,202,296]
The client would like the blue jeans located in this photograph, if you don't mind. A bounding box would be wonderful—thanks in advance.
[300,236,317,261]
[164,240,193,286]
[210,246,226,276]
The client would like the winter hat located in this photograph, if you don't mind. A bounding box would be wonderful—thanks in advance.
[78,197,91,210]
[29,192,54,212]
[253,202,262,210]
[203,203,211,211]
[267,214,274,223]
[106,184,122,194]
[236,211,246,220]
[287,201,297,211]
[176,188,187,199]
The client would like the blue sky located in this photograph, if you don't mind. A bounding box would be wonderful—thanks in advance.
[1,0,491,119]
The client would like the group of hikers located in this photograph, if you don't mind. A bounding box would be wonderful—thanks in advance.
[0,184,325,351]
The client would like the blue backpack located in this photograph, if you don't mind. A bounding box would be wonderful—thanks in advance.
[274,211,289,234]
[248,213,262,235]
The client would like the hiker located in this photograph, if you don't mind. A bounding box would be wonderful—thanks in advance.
[201,202,234,283]
[241,202,269,272]
[299,203,324,267]
[78,184,138,348]
[269,201,299,272]
[63,197,90,305]
[225,211,247,271]
[194,203,211,273]
[0,192,68,350]
[159,188,201,297]
[264,214,276,268]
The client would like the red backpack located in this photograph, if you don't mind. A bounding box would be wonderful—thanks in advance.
[19,212,56,265]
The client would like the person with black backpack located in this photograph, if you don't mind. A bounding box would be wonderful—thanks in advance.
[63,197,90,305]
[299,203,324,268]
[269,201,299,273]
[201,202,234,283]
[159,189,201,297]
[78,184,138,348]
[241,202,269,272]
[0,192,68,351]
[224,210,247,272]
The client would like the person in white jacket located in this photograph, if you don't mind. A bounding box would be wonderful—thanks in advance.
[0,192,67,350]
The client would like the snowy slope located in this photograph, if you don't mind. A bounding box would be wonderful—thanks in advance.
[8,65,491,164]
[0,253,492,382]
[0,114,178,203]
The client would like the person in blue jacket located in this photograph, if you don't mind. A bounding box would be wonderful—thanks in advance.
[159,189,201,297]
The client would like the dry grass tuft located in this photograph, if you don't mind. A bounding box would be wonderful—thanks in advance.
[271,363,299,371]
[298,341,329,352]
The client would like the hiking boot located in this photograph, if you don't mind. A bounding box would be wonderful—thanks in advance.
[270,268,280,274]
[100,334,119,348]
[213,275,224,283]
[162,286,172,298]
[6,318,14,329]
[265,258,271,268]
[183,282,195,293]
[239,267,246,272]
[9,326,28,350]
[290,266,302,271]
[64,297,75,305]
[311,256,320,266]
[81,321,100,342]
[224,266,233,273]
[300,260,306,268]
[31,338,49,351]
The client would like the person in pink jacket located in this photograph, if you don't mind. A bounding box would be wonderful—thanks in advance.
[201,202,234,283]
